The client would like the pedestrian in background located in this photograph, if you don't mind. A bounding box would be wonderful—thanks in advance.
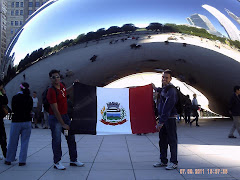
[190,94,200,127]
[32,91,39,128]
[228,85,240,138]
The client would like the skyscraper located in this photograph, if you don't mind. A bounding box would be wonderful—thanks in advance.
[187,13,222,37]
[6,0,50,47]
[0,0,7,68]
[202,4,240,41]
[225,8,240,25]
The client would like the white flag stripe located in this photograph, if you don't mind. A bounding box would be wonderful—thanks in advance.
[96,87,131,135]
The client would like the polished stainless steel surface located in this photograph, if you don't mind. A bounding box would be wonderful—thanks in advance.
[3,0,240,69]
[3,0,240,116]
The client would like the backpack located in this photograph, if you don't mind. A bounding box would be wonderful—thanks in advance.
[164,85,186,115]
[42,86,58,113]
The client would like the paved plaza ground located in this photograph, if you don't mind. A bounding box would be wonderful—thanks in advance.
[0,118,240,180]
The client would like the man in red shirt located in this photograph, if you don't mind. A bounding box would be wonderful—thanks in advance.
[47,69,84,170]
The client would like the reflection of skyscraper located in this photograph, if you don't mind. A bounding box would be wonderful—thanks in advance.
[0,0,7,68]
[202,4,240,41]
[225,9,240,25]
[6,0,50,47]
[187,14,222,37]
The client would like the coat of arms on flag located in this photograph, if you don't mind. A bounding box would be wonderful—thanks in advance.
[100,102,127,126]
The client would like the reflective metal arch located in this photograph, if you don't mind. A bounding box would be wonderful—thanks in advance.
[3,0,240,116]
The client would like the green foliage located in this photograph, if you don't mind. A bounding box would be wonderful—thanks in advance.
[146,22,163,31]
[121,24,137,33]
[106,26,123,34]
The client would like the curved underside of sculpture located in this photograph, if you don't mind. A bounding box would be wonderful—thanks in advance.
[5,35,240,116]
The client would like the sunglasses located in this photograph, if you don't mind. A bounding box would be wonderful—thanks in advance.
[51,75,60,79]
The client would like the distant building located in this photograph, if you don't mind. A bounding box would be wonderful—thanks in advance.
[0,0,7,69]
[225,8,240,25]
[6,0,50,47]
[186,13,222,37]
[202,4,240,41]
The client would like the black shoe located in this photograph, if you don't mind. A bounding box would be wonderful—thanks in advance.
[228,135,237,138]
[4,161,11,165]
[35,125,39,128]
[19,163,26,166]
[196,124,200,127]
[190,122,192,126]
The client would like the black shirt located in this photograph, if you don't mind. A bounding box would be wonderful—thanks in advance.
[0,94,8,119]
[12,93,33,122]
[229,93,240,116]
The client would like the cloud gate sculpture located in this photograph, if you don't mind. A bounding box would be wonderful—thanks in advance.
[2,0,240,116]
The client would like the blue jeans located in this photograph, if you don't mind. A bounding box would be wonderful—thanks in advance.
[48,114,77,163]
[6,121,31,163]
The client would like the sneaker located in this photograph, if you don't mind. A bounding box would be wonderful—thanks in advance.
[19,163,26,166]
[4,161,11,165]
[54,162,66,170]
[165,162,178,170]
[153,162,167,167]
[70,160,84,167]
[228,135,237,138]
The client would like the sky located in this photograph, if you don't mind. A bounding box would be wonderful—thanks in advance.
[7,0,240,66]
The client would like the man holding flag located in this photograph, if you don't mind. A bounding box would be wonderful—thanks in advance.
[152,69,178,170]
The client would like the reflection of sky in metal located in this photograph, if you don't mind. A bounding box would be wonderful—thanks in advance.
[9,0,240,66]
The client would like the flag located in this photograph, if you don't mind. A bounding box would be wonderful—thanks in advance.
[70,83,157,135]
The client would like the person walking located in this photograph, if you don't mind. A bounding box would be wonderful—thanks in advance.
[41,104,49,129]
[0,80,8,160]
[184,95,191,124]
[190,94,200,127]
[228,85,240,138]
[5,82,33,166]
[32,91,39,128]
[152,69,178,170]
[47,69,84,170]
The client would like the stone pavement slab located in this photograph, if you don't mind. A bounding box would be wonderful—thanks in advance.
[0,118,240,180]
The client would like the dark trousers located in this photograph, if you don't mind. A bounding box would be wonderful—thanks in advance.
[0,119,7,158]
[184,110,191,123]
[190,110,199,125]
[159,118,178,164]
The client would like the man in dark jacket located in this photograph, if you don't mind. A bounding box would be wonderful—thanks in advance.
[228,85,240,138]
[184,95,191,124]
[0,80,8,159]
[152,69,178,170]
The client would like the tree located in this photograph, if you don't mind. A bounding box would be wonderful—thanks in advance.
[146,23,163,31]
[106,26,122,35]
[85,31,100,41]
[74,34,85,44]
[163,23,178,32]
[96,28,106,37]
[121,24,137,33]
